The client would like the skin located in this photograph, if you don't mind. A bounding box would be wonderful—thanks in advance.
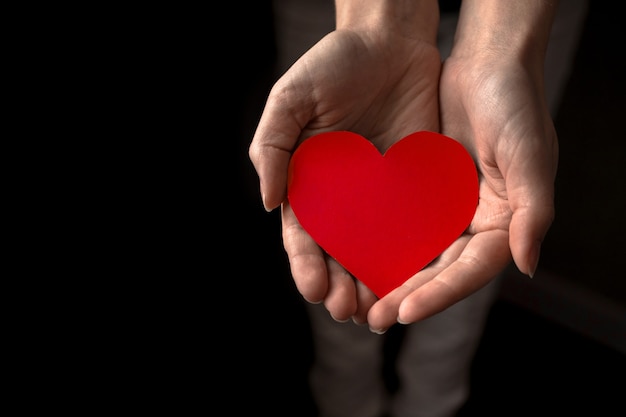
[249,0,559,333]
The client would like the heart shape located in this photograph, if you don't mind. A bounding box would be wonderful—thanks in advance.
[287,130,478,298]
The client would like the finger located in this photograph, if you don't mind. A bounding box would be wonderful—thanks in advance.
[505,133,557,277]
[396,230,510,325]
[351,280,378,325]
[248,83,311,211]
[509,192,555,277]
[281,201,329,302]
[367,234,471,331]
[323,256,358,322]
[366,287,409,334]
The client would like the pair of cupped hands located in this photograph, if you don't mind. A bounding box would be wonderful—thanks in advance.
[249,27,557,334]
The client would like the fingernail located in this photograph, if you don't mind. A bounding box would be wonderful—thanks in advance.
[261,194,274,213]
[528,243,541,278]
[331,314,350,323]
[369,327,386,335]
[352,317,366,325]
[262,192,271,212]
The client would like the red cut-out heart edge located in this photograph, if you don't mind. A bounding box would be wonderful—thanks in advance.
[287,130,478,298]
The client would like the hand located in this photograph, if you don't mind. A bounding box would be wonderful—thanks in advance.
[365,4,559,332]
[249,4,441,323]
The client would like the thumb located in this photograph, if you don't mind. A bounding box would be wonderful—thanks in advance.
[509,198,555,277]
[248,90,306,212]
[507,149,557,277]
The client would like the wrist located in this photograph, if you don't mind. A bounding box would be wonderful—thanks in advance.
[335,0,440,44]
[451,0,558,68]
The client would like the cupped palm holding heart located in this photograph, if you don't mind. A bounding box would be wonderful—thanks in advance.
[287,130,479,298]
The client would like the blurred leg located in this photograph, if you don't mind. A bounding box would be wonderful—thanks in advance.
[390,278,501,417]
[307,302,388,417]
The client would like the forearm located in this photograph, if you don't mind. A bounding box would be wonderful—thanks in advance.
[452,0,559,69]
[334,0,440,43]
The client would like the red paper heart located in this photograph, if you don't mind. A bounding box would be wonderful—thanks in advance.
[287,130,478,298]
